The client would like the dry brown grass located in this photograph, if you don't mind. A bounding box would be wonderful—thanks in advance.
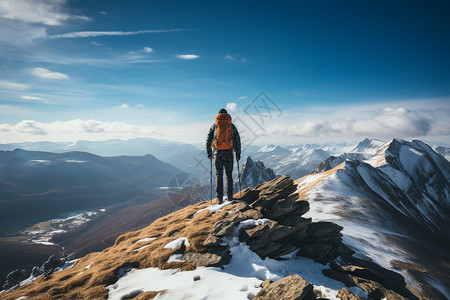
[2,199,243,300]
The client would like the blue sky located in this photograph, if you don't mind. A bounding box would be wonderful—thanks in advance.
[0,0,449,145]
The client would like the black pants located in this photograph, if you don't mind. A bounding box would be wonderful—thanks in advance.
[214,150,234,201]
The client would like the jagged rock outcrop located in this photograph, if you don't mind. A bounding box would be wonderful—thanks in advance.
[2,269,27,290]
[1,176,424,300]
[235,156,276,190]
[312,153,369,173]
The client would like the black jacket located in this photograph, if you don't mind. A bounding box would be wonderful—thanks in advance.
[206,123,241,159]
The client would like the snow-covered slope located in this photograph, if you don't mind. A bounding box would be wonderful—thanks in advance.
[296,139,450,299]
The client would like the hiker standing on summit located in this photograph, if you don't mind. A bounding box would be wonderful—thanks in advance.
[206,108,241,204]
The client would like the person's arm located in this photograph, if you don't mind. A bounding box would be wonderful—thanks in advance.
[232,124,241,161]
[206,124,215,159]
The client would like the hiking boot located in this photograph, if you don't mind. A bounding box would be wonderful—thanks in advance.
[217,197,223,204]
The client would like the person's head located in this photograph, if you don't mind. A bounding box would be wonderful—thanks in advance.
[218,108,227,114]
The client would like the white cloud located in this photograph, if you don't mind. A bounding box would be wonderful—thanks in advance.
[238,96,247,101]
[0,80,29,90]
[143,47,153,53]
[120,103,129,109]
[0,0,89,26]
[176,54,199,60]
[0,0,68,26]
[273,107,433,139]
[50,29,186,39]
[21,95,50,103]
[0,119,160,143]
[31,67,69,80]
[224,54,234,60]
[99,11,107,15]
[226,102,237,112]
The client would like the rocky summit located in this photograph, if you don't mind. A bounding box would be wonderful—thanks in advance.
[2,176,424,300]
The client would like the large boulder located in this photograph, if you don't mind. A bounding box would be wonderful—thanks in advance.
[253,274,315,300]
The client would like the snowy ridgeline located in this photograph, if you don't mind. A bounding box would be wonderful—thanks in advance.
[108,204,366,300]
[300,139,450,299]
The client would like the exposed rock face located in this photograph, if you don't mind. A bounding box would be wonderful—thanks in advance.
[336,288,361,300]
[312,152,369,173]
[235,156,276,191]
[1,176,424,300]
[253,274,315,300]
[2,269,27,290]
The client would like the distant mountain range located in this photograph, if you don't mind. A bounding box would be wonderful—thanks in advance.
[0,149,181,230]
[1,138,448,181]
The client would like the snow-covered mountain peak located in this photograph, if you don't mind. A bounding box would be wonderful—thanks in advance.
[351,138,386,155]
[295,139,449,299]
[256,144,290,155]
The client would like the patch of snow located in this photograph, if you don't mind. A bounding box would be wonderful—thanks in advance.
[136,237,156,243]
[65,160,87,163]
[31,239,55,246]
[133,245,150,252]
[167,254,184,263]
[235,218,270,233]
[29,159,51,163]
[193,200,233,217]
[163,237,190,249]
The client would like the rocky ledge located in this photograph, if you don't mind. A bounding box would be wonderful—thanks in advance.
[2,176,423,300]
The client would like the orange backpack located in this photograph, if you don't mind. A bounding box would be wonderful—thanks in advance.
[213,113,233,150]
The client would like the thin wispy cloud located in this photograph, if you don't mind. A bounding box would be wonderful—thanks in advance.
[0,80,29,90]
[31,67,69,80]
[224,54,246,62]
[176,54,199,60]
[21,95,51,104]
[50,29,187,39]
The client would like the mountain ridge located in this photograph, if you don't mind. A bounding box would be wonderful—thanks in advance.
[297,138,450,299]
[1,176,424,300]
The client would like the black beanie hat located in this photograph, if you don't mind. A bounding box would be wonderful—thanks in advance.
[219,108,227,114]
